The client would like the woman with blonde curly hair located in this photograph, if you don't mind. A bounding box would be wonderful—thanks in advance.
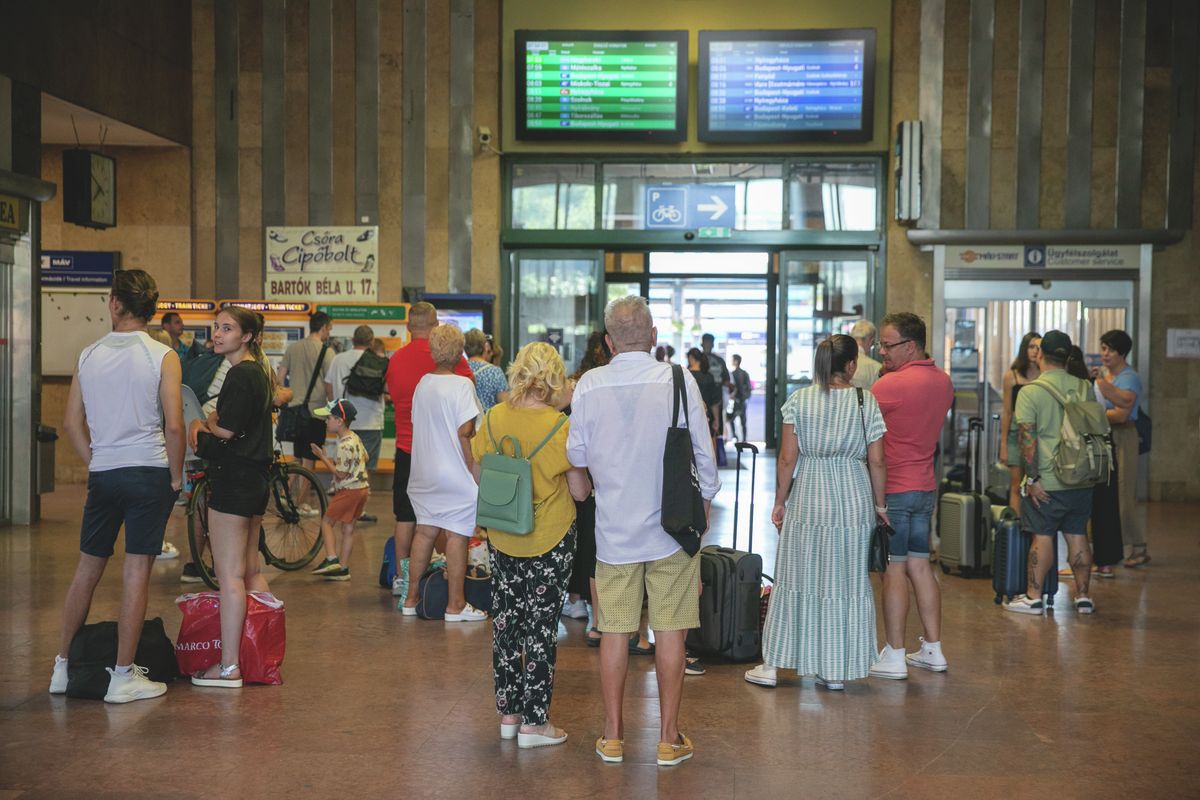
[471,342,592,749]
[403,324,487,622]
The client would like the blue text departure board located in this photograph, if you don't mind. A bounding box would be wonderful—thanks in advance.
[699,31,875,143]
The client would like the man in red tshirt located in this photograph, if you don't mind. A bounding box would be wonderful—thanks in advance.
[385,301,473,600]
[869,312,954,681]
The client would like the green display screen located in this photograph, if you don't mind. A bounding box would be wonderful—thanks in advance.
[516,31,687,141]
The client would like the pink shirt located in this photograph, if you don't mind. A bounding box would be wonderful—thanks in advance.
[871,359,954,494]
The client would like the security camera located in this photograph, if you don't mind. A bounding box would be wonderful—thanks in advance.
[478,126,493,145]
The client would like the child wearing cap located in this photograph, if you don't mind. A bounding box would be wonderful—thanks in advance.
[309,399,371,581]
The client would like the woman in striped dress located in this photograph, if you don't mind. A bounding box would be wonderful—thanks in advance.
[745,334,889,691]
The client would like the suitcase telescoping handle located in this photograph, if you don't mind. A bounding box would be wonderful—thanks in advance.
[967,417,984,494]
[733,441,758,552]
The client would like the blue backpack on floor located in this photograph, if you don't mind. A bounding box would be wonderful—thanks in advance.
[379,538,397,588]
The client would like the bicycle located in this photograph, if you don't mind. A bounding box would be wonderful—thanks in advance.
[185,452,328,591]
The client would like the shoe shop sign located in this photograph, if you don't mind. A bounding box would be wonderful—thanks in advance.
[264,226,379,302]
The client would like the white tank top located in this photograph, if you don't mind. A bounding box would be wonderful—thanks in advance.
[77,330,172,471]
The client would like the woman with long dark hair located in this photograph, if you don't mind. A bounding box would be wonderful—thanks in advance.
[999,332,1041,511]
[745,334,888,691]
[187,307,275,688]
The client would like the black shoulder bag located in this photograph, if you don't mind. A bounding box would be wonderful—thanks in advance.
[858,388,892,573]
[276,342,328,442]
[661,365,708,557]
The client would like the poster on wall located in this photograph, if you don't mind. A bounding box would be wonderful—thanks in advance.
[263,226,379,303]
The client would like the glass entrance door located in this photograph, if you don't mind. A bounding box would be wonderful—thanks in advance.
[508,250,603,370]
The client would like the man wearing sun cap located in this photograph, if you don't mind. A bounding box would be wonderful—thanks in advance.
[308,399,372,581]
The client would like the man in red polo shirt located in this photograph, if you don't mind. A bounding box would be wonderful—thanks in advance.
[869,312,954,681]
[386,301,473,601]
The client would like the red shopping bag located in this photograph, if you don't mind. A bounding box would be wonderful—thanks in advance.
[175,592,286,685]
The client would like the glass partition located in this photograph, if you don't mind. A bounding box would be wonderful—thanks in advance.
[510,251,602,370]
[510,163,596,230]
[787,161,879,231]
[601,162,784,230]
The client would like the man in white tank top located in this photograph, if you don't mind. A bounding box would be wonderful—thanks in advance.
[49,270,186,704]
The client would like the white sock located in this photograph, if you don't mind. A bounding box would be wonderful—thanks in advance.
[114,664,133,676]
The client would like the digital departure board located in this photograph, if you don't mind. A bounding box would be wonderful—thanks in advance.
[516,30,688,142]
[698,29,876,143]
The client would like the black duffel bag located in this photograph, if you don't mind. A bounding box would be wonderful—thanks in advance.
[66,618,180,699]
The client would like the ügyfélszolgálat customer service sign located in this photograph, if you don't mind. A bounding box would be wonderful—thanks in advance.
[264,226,379,302]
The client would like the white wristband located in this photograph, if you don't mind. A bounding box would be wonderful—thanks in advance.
[875,505,888,514]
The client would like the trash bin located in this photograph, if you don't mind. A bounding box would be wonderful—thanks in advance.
[37,425,57,493]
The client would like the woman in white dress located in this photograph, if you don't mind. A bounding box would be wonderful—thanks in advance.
[403,324,487,622]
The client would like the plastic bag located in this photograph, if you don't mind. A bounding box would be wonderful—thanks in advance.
[175,591,286,685]
[467,536,491,575]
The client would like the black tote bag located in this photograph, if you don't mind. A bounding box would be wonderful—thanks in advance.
[661,365,708,557]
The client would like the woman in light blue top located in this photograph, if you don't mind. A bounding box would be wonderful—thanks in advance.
[1092,329,1146,568]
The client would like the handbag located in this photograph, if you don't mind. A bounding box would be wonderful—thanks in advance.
[276,341,329,442]
[855,387,891,573]
[661,365,708,557]
[475,410,567,535]
[1134,407,1152,455]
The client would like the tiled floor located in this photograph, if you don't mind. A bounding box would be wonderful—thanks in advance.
[2,459,1198,798]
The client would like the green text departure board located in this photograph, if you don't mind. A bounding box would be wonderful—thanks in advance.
[516,31,688,141]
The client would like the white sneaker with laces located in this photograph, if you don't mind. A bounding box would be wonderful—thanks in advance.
[157,541,179,560]
[561,598,589,620]
[1003,594,1046,616]
[103,665,167,704]
[444,603,488,623]
[869,644,908,680]
[905,636,948,672]
[744,664,777,687]
[49,657,68,694]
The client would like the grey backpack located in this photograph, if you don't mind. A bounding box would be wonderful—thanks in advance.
[1031,377,1113,487]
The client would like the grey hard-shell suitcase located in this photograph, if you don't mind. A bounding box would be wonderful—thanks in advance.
[686,442,765,662]
[939,418,992,578]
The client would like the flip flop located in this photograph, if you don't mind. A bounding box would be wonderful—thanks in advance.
[586,628,602,648]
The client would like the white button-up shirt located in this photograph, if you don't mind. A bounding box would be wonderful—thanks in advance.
[568,351,721,565]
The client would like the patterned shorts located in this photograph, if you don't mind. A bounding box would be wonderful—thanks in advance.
[595,548,700,633]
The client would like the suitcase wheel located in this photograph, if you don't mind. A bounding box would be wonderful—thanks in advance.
[993,595,1002,605]
[941,564,951,575]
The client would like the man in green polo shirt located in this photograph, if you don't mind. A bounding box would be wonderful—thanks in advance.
[1004,330,1096,616]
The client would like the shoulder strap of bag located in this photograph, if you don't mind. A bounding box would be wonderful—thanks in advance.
[528,414,569,460]
[671,364,690,429]
[1031,376,1069,408]
[856,387,869,462]
[301,342,329,405]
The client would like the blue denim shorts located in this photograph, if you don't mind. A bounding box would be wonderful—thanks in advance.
[886,490,935,562]
[80,467,179,557]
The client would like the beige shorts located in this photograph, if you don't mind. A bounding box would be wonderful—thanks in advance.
[595,548,700,633]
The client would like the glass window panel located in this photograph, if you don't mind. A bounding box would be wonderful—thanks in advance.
[788,162,879,231]
[781,255,869,399]
[510,163,596,230]
[1082,307,1127,362]
[514,255,598,367]
[648,251,768,275]
[601,162,784,230]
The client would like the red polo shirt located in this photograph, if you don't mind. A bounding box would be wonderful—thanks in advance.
[871,359,954,494]
[385,338,473,453]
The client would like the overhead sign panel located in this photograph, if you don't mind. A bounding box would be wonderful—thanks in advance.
[644,185,736,229]
[40,250,120,288]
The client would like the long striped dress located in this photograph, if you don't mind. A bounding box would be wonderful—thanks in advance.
[762,385,886,681]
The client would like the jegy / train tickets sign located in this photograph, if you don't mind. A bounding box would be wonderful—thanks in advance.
[263,226,379,302]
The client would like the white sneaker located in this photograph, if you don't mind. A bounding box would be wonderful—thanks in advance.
[869,645,908,680]
[298,504,321,518]
[1073,596,1096,615]
[905,637,948,673]
[49,657,68,694]
[103,665,167,704]
[744,664,778,687]
[1003,594,1046,616]
[561,598,589,620]
[444,603,488,623]
[157,541,179,560]
[815,676,844,691]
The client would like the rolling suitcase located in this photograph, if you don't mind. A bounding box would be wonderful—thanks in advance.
[686,442,766,662]
[991,505,1058,605]
[938,417,991,578]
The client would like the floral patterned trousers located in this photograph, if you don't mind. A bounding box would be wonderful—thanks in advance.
[490,524,576,726]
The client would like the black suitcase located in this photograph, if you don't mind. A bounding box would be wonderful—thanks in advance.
[686,442,766,662]
[991,506,1058,605]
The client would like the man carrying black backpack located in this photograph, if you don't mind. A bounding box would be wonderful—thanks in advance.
[325,324,389,523]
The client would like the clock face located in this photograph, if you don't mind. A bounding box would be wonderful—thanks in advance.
[90,154,115,227]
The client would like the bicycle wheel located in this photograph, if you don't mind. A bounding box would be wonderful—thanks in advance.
[185,475,220,591]
[260,462,326,570]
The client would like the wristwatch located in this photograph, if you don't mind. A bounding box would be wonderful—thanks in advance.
[1020,475,1040,497]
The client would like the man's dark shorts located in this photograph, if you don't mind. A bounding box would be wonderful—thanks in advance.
[392,448,416,523]
[1021,487,1092,537]
[80,467,178,557]
[292,415,328,461]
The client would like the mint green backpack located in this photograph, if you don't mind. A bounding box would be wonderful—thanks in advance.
[475,411,567,535]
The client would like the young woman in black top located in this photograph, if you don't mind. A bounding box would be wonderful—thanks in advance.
[187,306,274,689]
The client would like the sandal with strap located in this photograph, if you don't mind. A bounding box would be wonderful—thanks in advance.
[192,662,243,688]
[586,627,602,648]
[1123,551,1151,568]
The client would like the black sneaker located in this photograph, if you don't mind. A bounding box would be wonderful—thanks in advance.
[323,567,351,581]
[358,513,378,524]
[180,563,204,584]
[685,656,705,676]
[311,557,341,575]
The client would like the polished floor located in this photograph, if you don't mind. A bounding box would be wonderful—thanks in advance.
[2,459,1199,799]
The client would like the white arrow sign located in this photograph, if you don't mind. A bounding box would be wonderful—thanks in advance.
[696,194,729,221]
